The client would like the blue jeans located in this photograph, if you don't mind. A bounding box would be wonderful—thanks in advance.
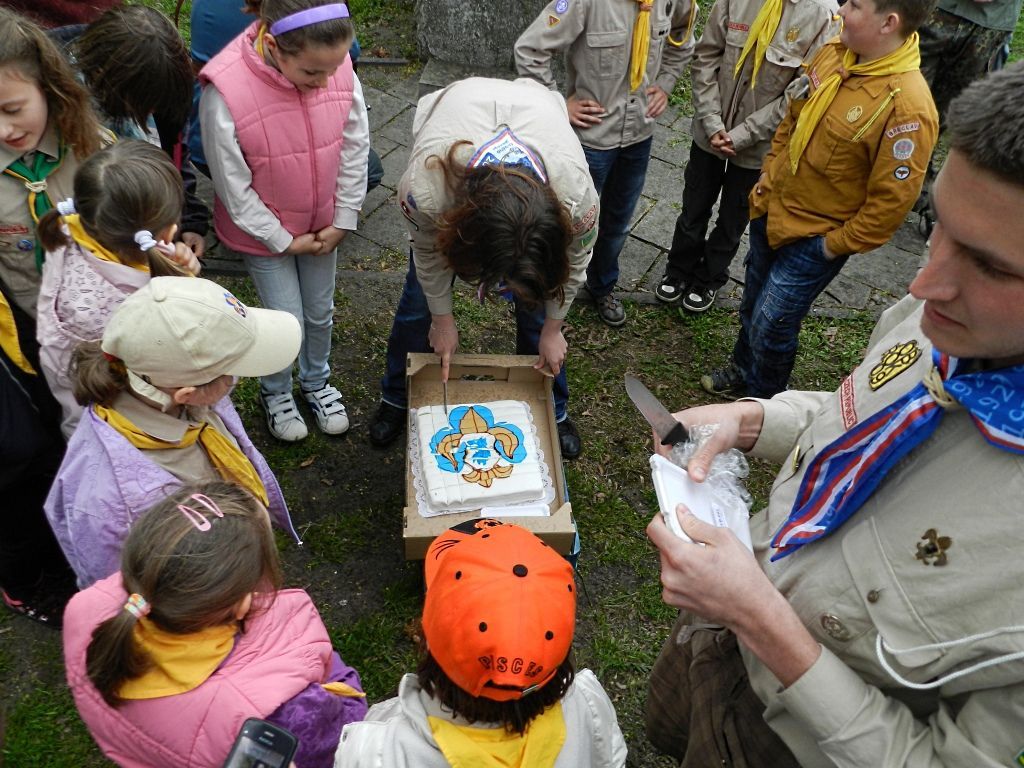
[582,136,652,297]
[731,218,847,398]
[242,249,338,395]
[380,256,570,421]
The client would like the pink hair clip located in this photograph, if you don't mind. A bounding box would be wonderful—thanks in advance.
[176,493,225,532]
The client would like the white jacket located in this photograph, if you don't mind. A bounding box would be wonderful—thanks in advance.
[334,670,627,768]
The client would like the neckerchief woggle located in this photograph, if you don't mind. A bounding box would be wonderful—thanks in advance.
[771,348,1024,559]
[3,142,66,271]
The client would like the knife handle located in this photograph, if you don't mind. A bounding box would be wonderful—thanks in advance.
[661,420,689,446]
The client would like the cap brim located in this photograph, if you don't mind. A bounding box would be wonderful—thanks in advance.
[222,306,302,378]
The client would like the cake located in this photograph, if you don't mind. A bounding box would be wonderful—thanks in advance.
[416,400,546,510]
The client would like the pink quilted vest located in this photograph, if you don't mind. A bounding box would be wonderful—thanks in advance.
[64,574,335,768]
[200,23,354,256]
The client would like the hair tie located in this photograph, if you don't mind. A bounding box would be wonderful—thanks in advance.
[124,593,150,619]
[269,3,349,36]
[134,230,160,251]
[56,198,77,216]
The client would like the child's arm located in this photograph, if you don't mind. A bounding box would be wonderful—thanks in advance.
[198,85,296,255]
[317,73,371,254]
[651,0,698,110]
[692,0,730,139]
[513,0,588,91]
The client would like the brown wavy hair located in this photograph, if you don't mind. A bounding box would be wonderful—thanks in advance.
[85,481,283,707]
[0,8,102,158]
[36,140,188,277]
[429,142,572,312]
[246,0,354,56]
[74,5,194,136]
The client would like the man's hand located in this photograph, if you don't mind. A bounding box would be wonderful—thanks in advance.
[754,172,768,195]
[709,129,737,158]
[821,237,839,261]
[567,94,605,128]
[315,225,348,254]
[648,507,822,687]
[652,400,764,481]
[645,85,669,119]
[429,313,459,382]
[180,230,206,260]
[285,233,323,255]
[536,317,567,376]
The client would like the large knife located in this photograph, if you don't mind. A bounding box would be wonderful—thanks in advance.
[625,374,688,446]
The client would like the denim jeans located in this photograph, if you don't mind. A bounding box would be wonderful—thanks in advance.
[665,142,761,291]
[582,136,653,297]
[731,218,847,398]
[380,256,570,421]
[242,248,338,395]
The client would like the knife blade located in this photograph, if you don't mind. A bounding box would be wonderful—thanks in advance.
[624,374,688,446]
[443,380,448,417]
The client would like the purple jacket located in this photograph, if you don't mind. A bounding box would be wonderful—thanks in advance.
[44,397,297,588]
[65,573,368,768]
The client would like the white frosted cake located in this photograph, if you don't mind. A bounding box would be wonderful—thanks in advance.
[416,400,546,509]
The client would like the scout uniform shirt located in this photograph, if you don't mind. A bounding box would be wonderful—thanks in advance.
[740,295,1024,766]
[514,0,696,151]
[398,77,599,322]
[691,0,838,169]
[0,124,80,318]
[750,38,938,255]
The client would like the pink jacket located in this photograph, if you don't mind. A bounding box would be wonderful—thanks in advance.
[200,23,354,256]
[65,574,346,767]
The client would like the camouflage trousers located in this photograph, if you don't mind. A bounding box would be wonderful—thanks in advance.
[919,8,1012,125]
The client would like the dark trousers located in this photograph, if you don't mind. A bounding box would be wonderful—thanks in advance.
[731,217,847,398]
[665,142,761,291]
[646,613,800,768]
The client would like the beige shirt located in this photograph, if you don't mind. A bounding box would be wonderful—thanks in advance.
[739,294,1024,767]
[691,0,838,169]
[515,0,696,150]
[113,390,240,484]
[398,77,599,321]
[0,125,80,318]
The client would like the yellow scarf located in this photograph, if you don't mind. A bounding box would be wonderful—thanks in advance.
[93,404,269,506]
[119,618,236,699]
[428,703,566,768]
[788,32,920,173]
[733,0,784,87]
[0,292,34,375]
[63,213,148,272]
[629,1,654,92]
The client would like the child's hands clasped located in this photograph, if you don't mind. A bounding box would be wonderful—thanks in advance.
[285,227,348,256]
[315,224,347,253]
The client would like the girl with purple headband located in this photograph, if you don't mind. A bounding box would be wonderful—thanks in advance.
[198,0,369,443]
[63,481,368,768]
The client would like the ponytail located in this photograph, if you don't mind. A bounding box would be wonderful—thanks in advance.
[86,603,154,707]
[71,341,128,407]
[36,209,70,253]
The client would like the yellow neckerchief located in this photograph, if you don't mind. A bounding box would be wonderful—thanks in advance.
[63,214,148,272]
[0,292,35,374]
[322,681,367,698]
[119,618,236,699]
[788,32,920,173]
[93,403,269,505]
[629,1,654,92]
[427,703,566,768]
[733,0,784,87]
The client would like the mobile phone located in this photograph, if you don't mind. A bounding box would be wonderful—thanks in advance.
[222,719,298,768]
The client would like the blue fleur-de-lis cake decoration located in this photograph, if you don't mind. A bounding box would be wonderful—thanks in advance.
[429,405,527,487]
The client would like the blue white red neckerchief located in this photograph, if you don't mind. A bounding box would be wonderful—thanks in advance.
[771,349,1024,559]
[467,128,548,184]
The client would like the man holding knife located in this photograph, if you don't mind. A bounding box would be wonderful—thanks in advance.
[368,77,599,460]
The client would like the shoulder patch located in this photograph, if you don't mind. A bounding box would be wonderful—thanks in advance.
[728,21,749,31]
[885,121,919,139]
[572,204,597,235]
[869,340,920,390]
[554,0,569,13]
[893,165,911,181]
[892,138,914,160]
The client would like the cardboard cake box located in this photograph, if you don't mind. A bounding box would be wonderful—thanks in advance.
[403,353,576,559]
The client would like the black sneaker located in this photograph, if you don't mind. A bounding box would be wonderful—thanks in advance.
[700,363,747,399]
[557,417,581,460]
[368,401,406,447]
[681,287,717,313]
[655,275,684,304]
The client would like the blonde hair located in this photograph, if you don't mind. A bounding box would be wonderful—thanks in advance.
[85,481,283,707]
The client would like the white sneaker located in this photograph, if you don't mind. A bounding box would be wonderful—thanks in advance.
[261,392,308,442]
[302,384,350,435]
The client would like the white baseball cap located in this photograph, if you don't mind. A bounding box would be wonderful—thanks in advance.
[102,277,301,387]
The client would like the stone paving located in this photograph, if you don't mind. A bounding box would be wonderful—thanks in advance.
[202,60,929,320]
